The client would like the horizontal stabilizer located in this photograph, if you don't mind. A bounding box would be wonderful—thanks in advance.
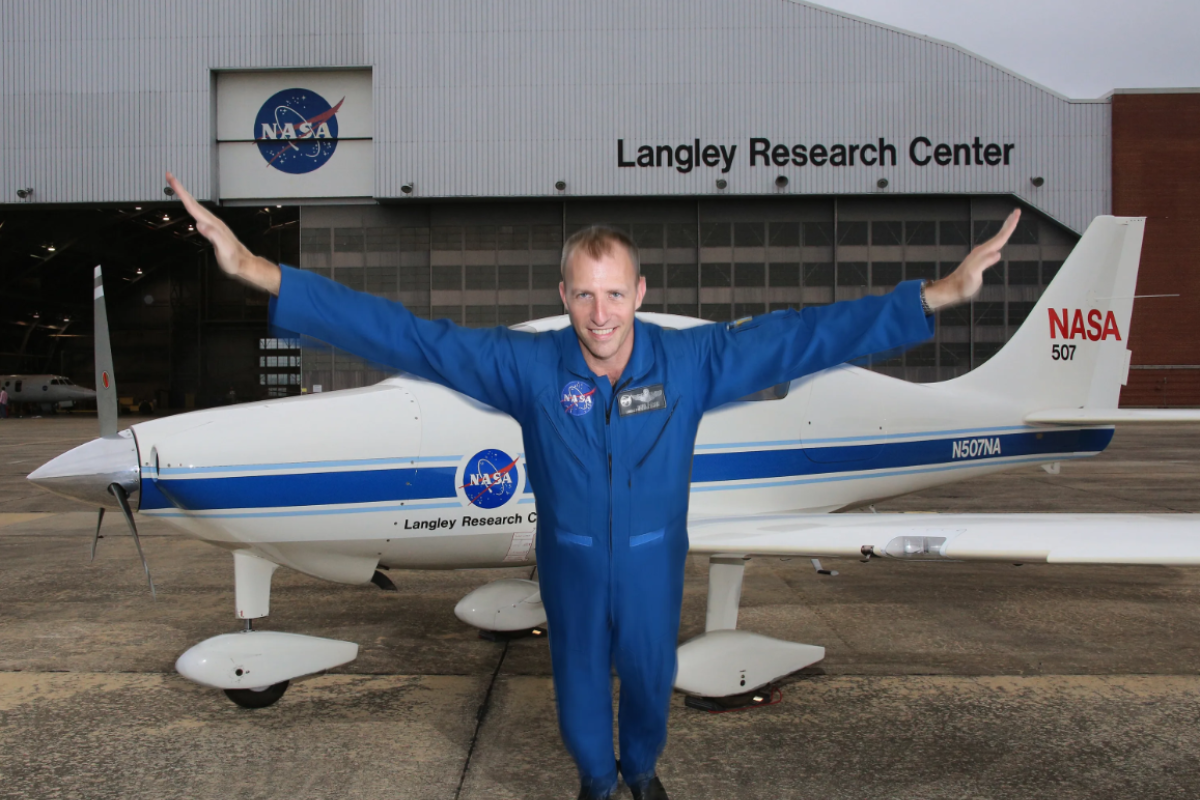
[688,512,1200,566]
[1026,409,1200,425]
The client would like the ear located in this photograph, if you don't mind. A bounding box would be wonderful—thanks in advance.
[559,280,568,309]
[634,275,646,310]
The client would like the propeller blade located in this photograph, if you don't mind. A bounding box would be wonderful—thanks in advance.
[107,483,155,599]
[93,265,118,438]
[91,507,105,562]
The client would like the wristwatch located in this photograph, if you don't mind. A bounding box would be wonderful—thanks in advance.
[919,280,933,316]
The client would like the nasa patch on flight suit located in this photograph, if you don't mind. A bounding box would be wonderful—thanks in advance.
[617,384,667,417]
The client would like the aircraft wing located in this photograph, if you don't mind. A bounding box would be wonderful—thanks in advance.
[687,512,1200,565]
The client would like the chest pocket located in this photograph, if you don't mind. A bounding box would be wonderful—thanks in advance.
[622,396,681,468]
[537,395,591,469]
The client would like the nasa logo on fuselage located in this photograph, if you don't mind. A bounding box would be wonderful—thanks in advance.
[254,88,344,174]
[561,380,596,417]
[458,448,522,509]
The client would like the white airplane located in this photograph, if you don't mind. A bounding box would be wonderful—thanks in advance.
[2,374,97,411]
[27,216,1200,710]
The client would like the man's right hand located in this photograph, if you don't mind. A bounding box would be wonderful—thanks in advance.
[165,172,282,296]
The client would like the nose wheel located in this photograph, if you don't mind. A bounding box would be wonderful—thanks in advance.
[224,680,290,709]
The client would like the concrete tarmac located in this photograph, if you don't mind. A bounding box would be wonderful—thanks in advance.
[3,416,1200,799]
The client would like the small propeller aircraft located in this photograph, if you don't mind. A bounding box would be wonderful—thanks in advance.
[27,215,1200,710]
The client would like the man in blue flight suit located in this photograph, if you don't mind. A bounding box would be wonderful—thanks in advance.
[167,172,1018,800]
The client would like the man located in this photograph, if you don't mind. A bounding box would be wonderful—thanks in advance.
[167,172,1017,799]
[0,386,7,419]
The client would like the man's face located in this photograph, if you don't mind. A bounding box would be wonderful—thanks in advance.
[559,244,646,372]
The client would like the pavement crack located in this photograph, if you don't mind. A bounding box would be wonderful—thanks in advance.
[453,637,509,800]
[454,565,535,800]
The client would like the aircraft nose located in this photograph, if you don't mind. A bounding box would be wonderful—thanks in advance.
[27,431,140,509]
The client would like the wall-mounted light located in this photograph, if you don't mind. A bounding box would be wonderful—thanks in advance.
[136,268,143,276]
[163,185,175,197]
[134,206,142,211]
[16,187,33,199]
[715,178,728,190]
[877,178,889,189]
[46,244,56,252]
[1030,176,1045,188]
[555,180,567,192]
[162,214,170,222]
[401,183,414,194]
[775,175,789,188]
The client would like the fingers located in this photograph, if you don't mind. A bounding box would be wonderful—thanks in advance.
[983,208,1021,253]
[165,171,218,228]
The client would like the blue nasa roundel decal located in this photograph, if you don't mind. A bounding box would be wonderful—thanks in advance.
[253,88,343,174]
[560,380,596,417]
[460,449,520,509]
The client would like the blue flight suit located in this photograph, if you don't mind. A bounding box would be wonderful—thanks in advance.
[271,266,934,796]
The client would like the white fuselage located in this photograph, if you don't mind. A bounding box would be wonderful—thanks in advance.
[128,360,1107,585]
[2,375,96,406]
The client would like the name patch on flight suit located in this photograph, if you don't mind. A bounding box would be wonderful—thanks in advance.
[618,384,667,416]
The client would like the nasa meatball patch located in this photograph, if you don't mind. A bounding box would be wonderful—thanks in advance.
[561,380,596,417]
[617,384,666,416]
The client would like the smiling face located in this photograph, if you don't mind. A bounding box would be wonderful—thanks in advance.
[559,242,646,382]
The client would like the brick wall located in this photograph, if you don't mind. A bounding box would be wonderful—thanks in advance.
[1113,91,1200,406]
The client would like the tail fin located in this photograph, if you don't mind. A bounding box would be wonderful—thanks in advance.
[951,216,1144,412]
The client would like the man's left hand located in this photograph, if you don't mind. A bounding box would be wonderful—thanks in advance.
[923,208,1020,312]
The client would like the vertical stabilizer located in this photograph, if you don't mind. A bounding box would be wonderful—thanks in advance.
[951,216,1145,412]
[93,265,119,437]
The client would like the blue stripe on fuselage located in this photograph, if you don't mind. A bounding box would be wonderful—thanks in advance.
[148,466,457,511]
[691,428,1111,483]
[137,428,1112,512]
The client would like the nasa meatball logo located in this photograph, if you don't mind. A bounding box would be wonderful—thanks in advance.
[458,449,522,509]
[254,88,344,174]
[560,380,596,417]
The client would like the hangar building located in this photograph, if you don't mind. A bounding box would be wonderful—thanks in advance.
[2,1,1197,405]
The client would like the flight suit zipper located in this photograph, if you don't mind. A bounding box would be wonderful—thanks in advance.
[605,377,632,627]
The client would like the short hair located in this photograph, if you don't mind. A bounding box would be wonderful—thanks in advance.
[559,225,640,282]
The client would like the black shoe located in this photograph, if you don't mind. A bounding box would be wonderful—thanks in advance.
[630,776,668,800]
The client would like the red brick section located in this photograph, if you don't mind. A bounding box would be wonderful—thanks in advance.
[1113,92,1200,406]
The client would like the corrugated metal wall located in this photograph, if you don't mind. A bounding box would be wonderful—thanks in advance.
[2,0,1108,232]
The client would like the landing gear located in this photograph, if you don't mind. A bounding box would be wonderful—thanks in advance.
[174,551,360,708]
[675,555,825,704]
[224,680,290,709]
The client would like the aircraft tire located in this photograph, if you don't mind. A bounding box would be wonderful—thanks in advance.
[223,680,289,709]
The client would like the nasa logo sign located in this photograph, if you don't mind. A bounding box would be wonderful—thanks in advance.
[459,449,522,509]
[253,88,344,174]
[561,380,596,417]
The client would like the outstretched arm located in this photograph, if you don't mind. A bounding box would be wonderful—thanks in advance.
[165,172,530,417]
[924,208,1020,310]
[688,207,1022,410]
[165,172,282,295]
